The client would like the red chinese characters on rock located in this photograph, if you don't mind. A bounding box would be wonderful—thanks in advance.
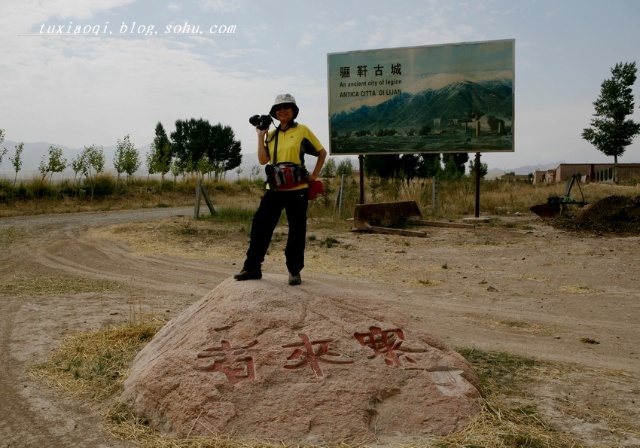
[282,333,354,378]
[195,326,431,384]
[195,340,258,384]
[354,326,420,367]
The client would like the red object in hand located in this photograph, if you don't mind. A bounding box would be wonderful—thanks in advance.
[308,180,324,200]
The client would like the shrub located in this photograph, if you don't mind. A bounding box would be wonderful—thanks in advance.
[88,174,117,199]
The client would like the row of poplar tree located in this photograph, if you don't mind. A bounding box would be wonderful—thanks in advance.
[0,119,243,185]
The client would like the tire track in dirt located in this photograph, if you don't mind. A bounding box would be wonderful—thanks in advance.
[34,231,214,298]
[0,207,206,447]
[0,299,58,447]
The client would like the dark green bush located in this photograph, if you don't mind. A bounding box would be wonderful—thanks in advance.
[87,175,117,199]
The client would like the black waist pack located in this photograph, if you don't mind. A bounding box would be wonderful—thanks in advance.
[265,164,309,190]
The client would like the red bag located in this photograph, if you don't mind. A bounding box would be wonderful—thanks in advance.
[308,180,324,200]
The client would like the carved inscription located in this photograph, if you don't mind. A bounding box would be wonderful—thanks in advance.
[194,327,463,393]
[196,340,258,384]
[282,333,354,378]
[354,326,418,367]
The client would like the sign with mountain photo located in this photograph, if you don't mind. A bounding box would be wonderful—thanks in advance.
[327,39,514,155]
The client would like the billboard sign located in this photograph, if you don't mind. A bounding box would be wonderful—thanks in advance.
[327,39,515,155]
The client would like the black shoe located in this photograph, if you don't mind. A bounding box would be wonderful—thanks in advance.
[288,273,301,286]
[234,269,262,281]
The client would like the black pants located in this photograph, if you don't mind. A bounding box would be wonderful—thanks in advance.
[243,188,309,275]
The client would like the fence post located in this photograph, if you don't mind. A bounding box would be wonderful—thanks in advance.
[194,178,215,220]
[475,152,481,218]
[336,174,346,215]
[194,179,202,219]
[432,176,438,214]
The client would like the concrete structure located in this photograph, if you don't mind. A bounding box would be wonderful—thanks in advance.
[533,163,640,184]
[501,173,531,182]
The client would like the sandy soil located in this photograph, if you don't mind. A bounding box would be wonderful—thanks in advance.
[0,206,639,447]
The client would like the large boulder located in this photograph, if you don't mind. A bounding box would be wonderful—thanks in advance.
[121,276,483,445]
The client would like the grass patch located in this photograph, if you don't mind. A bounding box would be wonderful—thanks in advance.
[417,278,442,286]
[436,400,580,448]
[319,237,340,248]
[203,206,256,224]
[30,317,166,400]
[0,275,122,296]
[558,284,593,294]
[456,348,536,397]
[485,319,555,336]
[435,349,583,448]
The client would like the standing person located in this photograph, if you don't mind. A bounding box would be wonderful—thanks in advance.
[234,93,327,285]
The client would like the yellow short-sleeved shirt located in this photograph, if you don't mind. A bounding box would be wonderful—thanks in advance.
[266,123,324,167]
[265,123,324,191]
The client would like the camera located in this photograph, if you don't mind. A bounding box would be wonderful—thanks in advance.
[249,114,273,131]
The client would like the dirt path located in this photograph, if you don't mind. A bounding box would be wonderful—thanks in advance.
[1,207,639,447]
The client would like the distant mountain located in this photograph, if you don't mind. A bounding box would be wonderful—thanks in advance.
[510,163,562,175]
[330,79,513,133]
[485,162,562,179]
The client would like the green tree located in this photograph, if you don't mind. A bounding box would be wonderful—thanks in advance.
[441,153,469,180]
[336,158,354,177]
[399,154,418,182]
[148,122,173,181]
[196,157,213,179]
[208,123,242,181]
[171,118,241,181]
[468,157,488,179]
[71,154,84,184]
[0,129,7,168]
[170,159,182,183]
[364,154,401,179]
[320,158,337,177]
[9,142,24,185]
[582,62,640,175]
[365,153,436,181]
[78,144,105,198]
[38,145,67,182]
[415,154,442,178]
[171,118,212,175]
[250,164,261,182]
[114,134,140,182]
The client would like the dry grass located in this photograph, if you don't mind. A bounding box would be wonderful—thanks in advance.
[0,274,123,296]
[105,401,357,448]
[30,316,166,400]
[3,175,639,221]
[483,318,557,336]
[432,399,584,448]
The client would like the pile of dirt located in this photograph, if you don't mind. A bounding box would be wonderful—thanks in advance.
[556,195,640,235]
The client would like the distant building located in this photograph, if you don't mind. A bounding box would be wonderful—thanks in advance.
[501,173,531,182]
[533,163,640,184]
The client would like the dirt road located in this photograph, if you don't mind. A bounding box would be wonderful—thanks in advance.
[1,207,639,447]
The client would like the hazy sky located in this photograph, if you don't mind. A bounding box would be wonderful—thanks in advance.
[1,0,639,171]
